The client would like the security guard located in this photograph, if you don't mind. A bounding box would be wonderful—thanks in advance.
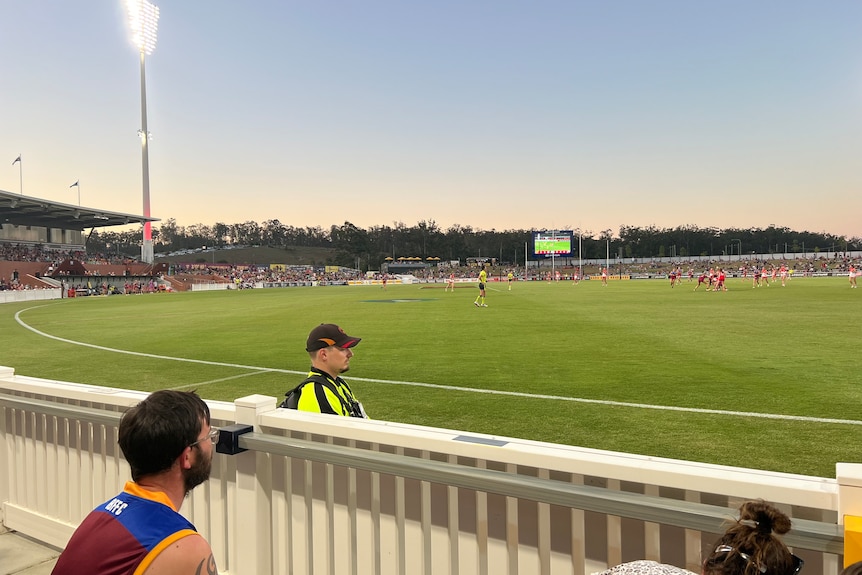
[280,323,367,418]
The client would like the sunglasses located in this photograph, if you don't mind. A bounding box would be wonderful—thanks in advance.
[188,426,220,448]
[714,545,803,575]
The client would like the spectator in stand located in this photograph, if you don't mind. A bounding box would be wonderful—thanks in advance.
[593,500,801,575]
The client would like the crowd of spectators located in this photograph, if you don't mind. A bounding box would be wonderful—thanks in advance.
[164,253,862,287]
[0,243,74,262]
[0,278,22,291]
[517,255,862,280]
[3,241,859,294]
[170,263,364,287]
[0,242,146,293]
[0,242,137,266]
[398,255,862,283]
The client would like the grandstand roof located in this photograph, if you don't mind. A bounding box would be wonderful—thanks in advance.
[0,189,158,231]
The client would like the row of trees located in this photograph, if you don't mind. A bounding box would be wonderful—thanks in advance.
[88,219,861,270]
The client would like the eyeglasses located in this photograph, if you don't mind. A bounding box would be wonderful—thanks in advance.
[714,545,803,575]
[188,426,220,448]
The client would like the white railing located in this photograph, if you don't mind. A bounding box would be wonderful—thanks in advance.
[1,366,859,575]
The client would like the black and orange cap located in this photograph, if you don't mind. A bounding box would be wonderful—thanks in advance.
[306,323,361,352]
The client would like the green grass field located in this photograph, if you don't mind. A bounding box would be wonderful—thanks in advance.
[1,276,859,477]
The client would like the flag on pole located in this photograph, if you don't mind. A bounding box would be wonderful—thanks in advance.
[70,181,79,188]
[12,155,21,165]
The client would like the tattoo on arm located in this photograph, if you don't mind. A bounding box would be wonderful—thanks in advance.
[194,554,218,575]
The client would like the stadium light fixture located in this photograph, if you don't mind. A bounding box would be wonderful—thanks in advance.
[126,0,159,55]
[125,0,159,264]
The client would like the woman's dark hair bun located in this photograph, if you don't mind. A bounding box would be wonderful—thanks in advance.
[739,500,791,536]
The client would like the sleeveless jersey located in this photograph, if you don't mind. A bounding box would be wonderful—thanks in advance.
[52,482,198,575]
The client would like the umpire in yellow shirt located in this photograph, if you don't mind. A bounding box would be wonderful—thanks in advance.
[474,265,488,307]
[280,323,368,418]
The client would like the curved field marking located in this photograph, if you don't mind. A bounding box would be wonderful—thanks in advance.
[14,305,303,376]
[14,306,862,426]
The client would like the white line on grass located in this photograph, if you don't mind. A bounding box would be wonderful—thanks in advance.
[13,306,304,377]
[169,371,273,391]
[349,376,862,426]
[15,306,861,426]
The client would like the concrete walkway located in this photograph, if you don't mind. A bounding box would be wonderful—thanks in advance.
[0,531,60,575]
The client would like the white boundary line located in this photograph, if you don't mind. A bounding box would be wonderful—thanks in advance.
[13,305,301,375]
[13,305,861,426]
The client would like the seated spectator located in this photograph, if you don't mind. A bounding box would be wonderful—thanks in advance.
[594,500,800,575]
[703,500,801,575]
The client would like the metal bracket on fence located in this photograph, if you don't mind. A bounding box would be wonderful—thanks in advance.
[216,424,253,455]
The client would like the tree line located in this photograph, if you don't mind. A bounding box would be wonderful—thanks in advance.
[87,219,861,270]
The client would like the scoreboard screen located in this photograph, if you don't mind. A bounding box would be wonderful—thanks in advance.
[532,231,573,257]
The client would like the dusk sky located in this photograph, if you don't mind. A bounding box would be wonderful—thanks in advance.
[2,1,861,238]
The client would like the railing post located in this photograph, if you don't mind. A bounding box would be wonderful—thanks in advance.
[0,367,10,534]
[837,463,862,566]
[232,394,278,575]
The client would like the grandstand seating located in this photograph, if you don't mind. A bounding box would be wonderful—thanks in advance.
[0,261,56,289]
[0,240,169,293]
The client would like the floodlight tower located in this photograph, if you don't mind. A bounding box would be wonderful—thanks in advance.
[126,0,159,264]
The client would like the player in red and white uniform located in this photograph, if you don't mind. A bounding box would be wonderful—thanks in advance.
[714,269,727,292]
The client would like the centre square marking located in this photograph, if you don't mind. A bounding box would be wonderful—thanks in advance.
[361,298,437,303]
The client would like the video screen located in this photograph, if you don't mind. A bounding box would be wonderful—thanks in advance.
[532,231,573,257]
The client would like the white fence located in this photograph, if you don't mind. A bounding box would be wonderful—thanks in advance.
[0,288,62,304]
[1,366,859,575]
